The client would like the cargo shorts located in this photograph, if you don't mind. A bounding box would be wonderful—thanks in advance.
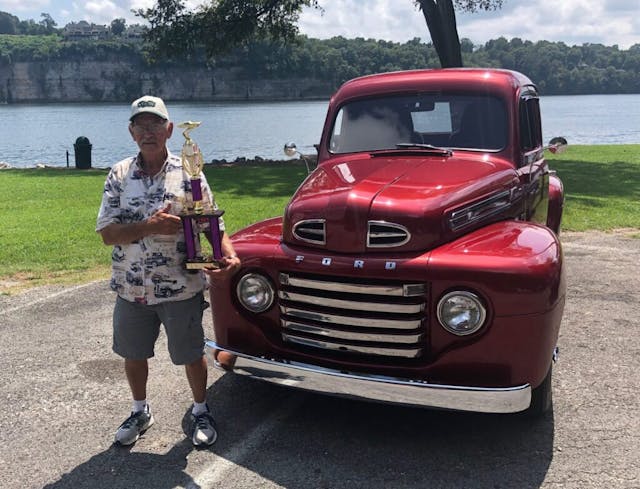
[113,292,208,365]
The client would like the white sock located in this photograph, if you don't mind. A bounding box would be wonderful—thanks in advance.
[132,399,148,413]
[192,401,208,416]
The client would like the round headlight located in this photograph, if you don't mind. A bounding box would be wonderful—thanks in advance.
[437,291,486,336]
[236,273,274,313]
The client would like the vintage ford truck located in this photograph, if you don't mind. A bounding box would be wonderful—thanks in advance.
[205,68,566,416]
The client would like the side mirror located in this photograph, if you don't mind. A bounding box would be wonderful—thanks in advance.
[546,137,568,155]
[284,142,313,174]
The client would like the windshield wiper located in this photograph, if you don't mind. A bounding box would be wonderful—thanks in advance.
[395,143,453,156]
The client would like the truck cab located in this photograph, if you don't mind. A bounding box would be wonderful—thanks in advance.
[206,69,566,416]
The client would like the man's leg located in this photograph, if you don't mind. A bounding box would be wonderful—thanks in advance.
[185,355,208,403]
[125,358,149,401]
[113,297,159,445]
[161,293,217,446]
[185,355,217,446]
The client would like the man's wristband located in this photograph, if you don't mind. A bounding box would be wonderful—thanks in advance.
[226,254,238,259]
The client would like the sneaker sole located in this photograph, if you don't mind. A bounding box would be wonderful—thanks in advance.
[115,416,155,446]
[192,436,217,447]
[192,430,217,447]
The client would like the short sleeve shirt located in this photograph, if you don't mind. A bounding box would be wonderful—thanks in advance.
[96,151,225,305]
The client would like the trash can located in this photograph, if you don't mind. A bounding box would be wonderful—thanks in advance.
[73,136,92,169]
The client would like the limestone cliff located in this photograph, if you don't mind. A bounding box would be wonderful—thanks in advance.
[0,60,332,103]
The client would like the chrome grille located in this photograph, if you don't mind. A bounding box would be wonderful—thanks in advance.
[279,273,427,358]
[293,219,326,245]
[367,221,410,247]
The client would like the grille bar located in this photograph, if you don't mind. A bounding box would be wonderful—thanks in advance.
[279,291,424,314]
[280,306,422,329]
[281,274,425,297]
[282,333,422,358]
[282,320,424,343]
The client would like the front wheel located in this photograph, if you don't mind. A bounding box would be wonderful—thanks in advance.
[525,364,553,417]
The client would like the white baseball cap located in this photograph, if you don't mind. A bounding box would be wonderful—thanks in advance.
[130,95,169,121]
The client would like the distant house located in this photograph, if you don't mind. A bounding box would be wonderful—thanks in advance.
[62,21,109,41]
[123,25,145,43]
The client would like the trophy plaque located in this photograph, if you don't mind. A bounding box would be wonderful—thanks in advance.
[178,121,225,270]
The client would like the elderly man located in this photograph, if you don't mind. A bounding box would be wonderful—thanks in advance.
[96,95,241,447]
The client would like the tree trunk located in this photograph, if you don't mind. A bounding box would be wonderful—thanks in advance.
[417,0,463,68]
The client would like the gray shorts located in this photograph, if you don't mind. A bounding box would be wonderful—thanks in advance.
[113,292,207,365]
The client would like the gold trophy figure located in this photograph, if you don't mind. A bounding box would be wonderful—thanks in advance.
[179,121,206,214]
[177,121,225,269]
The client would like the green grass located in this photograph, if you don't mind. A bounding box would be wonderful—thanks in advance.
[0,164,306,291]
[0,145,638,291]
[547,144,640,231]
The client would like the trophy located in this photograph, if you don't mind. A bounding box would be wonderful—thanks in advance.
[178,121,225,270]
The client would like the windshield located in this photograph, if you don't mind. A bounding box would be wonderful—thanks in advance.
[329,93,507,154]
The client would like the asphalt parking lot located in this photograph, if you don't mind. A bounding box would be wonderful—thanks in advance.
[0,231,638,489]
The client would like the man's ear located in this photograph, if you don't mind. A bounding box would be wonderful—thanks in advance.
[128,123,136,140]
[166,121,174,139]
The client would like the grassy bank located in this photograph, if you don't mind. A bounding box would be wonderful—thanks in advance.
[0,145,638,292]
[548,144,640,231]
[0,163,307,292]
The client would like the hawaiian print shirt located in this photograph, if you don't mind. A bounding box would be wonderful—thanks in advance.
[96,151,225,305]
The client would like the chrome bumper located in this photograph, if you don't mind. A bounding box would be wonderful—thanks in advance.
[205,341,532,414]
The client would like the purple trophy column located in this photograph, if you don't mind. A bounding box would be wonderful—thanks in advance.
[181,217,196,260]
[208,216,223,260]
[191,178,203,202]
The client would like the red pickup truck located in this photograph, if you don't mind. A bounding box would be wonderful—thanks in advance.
[206,68,566,416]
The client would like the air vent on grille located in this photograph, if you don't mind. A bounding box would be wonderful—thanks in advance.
[293,219,326,245]
[278,273,427,359]
[367,221,410,248]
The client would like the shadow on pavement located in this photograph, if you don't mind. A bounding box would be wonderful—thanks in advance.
[42,373,554,489]
[225,383,556,489]
[42,441,198,489]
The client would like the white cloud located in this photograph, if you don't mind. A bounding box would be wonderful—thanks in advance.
[300,1,427,42]
[0,0,49,14]
[301,0,639,49]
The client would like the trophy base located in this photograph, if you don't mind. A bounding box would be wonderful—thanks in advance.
[185,259,222,270]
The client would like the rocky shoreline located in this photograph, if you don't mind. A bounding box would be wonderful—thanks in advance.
[0,155,317,170]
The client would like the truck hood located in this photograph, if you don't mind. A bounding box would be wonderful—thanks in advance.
[283,152,520,254]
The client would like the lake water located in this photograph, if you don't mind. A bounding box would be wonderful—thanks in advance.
[0,94,638,169]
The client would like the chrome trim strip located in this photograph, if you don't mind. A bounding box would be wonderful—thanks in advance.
[448,190,512,231]
[280,274,425,297]
[367,221,411,248]
[279,291,425,313]
[280,306,423,329]
[281,333,422,357]
[293,219,326,245]
[205,342,533,413]
[282,320,424,343]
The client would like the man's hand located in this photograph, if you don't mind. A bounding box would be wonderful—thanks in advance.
[99,203,182,245]
[146,203,182,235]
[204,255,241,284]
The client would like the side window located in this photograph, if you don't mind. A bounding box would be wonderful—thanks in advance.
[329,108,345,152]
[520,97,542,152]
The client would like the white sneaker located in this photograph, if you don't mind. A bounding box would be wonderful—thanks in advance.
[191,407,217,446]
[114,405,154,446]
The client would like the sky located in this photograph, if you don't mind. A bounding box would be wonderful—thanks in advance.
[1,0,639,50]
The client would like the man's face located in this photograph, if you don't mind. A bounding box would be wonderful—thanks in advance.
[129,113,173,155]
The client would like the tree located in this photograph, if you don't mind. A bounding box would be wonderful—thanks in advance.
[110,18,127,36]
[136,0,322,61]
[415,0,504,67]
[39,13,57,35]
[0,11,19,34]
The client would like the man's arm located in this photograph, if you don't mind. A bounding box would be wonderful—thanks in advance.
[99,205,182,245]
